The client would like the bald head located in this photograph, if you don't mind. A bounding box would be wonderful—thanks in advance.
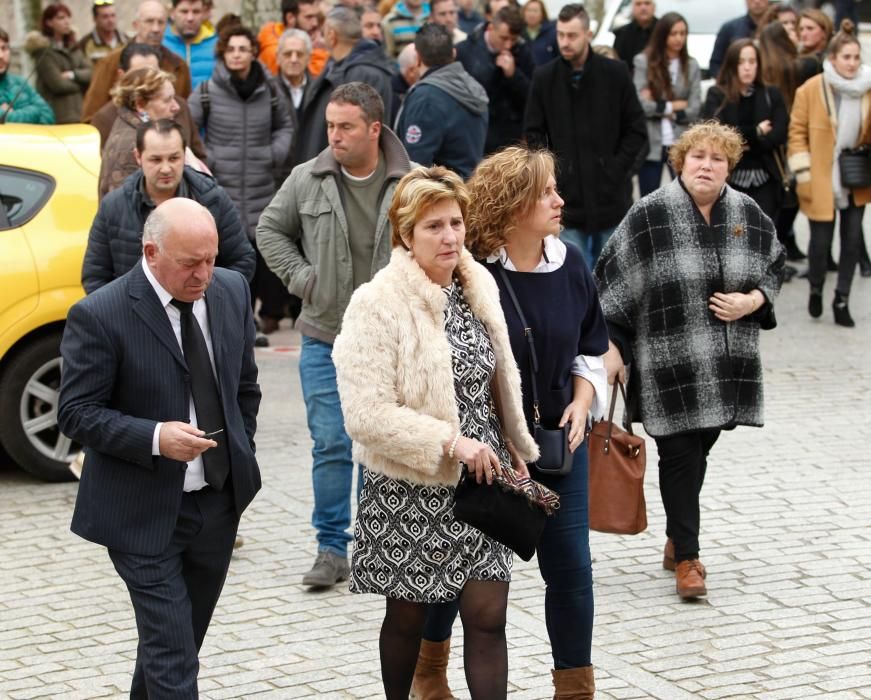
[143,199,219,302]
[134,0,169,46]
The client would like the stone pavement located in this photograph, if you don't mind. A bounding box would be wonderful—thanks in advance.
[1,216,871,700]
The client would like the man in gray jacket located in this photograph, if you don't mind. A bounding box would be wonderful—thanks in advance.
[396,23,488,178]
[257,82,411,587]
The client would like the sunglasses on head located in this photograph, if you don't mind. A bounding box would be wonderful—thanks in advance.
[93,0,114,6]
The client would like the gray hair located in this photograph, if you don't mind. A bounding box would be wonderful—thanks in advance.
[142,201,216,250]
[326,6,362,42]
[278,27,312,54]
[143,208,170,249]
[397,43,417,72]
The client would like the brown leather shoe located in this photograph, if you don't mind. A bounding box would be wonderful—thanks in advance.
[663,539,706,578]
[675,559,707,599]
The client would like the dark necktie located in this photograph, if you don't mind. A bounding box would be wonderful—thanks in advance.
[171,299,230,490]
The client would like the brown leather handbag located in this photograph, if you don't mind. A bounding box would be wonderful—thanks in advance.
[588,381,647,535]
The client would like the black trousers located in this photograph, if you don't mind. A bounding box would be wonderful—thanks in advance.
[109,484,238,700]
[808,202,866,297]
[654,429,721,563]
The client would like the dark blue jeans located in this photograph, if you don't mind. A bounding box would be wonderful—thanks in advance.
[424,445,594,669]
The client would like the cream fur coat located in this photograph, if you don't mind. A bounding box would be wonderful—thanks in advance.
[333,246,539,487]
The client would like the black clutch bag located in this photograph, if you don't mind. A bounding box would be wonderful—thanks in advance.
[453,466,560,561]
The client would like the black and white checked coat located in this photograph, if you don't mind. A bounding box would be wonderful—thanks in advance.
[594,178,785,437]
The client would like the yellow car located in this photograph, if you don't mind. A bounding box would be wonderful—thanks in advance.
[0,124,99,481]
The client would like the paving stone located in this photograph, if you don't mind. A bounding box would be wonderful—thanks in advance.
[2,211,871,699]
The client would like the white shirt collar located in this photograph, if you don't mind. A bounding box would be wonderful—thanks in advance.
[485,234,567,272]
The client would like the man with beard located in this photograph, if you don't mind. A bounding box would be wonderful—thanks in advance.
[524,3,647,267]
[163,0,218,89]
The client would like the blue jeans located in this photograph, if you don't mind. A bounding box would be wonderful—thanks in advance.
[299,335,357,557]
[423,445,594,668]
[560,226,615,270]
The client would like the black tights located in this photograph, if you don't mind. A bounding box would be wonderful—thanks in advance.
[379,580,509,700]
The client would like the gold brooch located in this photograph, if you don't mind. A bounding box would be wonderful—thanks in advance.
[733,225,744,237]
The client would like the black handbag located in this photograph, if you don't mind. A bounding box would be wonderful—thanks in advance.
[497,265,574,475]
[821,81,871,189]
[453,464,560,561]
[839,146,871,189]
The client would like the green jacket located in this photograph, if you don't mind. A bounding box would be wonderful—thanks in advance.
[0,73,55,124]
[257,127,412,344]
[25,32,91,124]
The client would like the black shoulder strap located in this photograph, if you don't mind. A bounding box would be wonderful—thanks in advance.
[496,263,542,426]
[267,79,281,128]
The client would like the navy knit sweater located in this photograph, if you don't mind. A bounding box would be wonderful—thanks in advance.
[483,244,610,432]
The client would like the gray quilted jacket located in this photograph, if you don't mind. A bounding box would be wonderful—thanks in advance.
[189,61,294,238]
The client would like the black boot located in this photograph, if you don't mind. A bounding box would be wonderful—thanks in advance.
[808,287,823,318]
[833,292,855,327]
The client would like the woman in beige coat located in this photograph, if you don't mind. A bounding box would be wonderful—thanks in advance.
[788,19,871,326]
[333,167,538,700]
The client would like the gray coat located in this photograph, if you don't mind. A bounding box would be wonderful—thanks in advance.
[256,127,411,344]
[189,61,294,238]
[594,179,785,437]
[633,53,701,161]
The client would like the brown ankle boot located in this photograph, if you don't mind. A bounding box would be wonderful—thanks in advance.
[551,665,595,700]
[675,559,707,599]
[410,639,456,700]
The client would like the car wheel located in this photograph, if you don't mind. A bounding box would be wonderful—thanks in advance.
[0,332,78,482]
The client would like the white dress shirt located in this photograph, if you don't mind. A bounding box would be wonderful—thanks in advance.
[143,259,216,491]
[485,235,609,420]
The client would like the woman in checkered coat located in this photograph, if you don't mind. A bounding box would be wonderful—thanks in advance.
[594,121,785,601]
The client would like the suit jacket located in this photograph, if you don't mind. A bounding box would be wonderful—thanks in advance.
[59,264,261,556]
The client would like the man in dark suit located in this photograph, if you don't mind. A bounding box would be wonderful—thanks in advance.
[612,0,657,74]
[58,198,261,699]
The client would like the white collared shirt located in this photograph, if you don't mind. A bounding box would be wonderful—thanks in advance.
[283,74,307,110]
[143,259,216,491]
[486,235,608,420]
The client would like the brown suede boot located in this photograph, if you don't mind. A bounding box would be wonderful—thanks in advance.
[551,665,595,700]
[410,639,456,700]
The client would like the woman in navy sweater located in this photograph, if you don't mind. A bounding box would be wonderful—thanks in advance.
[410,147,609,700]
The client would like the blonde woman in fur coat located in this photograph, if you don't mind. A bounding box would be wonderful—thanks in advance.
[333,166,538,700]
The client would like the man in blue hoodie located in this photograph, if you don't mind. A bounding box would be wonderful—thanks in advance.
[163,0,217,89]
[397,24,487,178]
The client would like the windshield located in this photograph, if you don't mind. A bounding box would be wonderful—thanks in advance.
[609,0,748,34]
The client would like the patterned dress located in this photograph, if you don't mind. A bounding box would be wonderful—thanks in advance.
[349,281,513,602]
